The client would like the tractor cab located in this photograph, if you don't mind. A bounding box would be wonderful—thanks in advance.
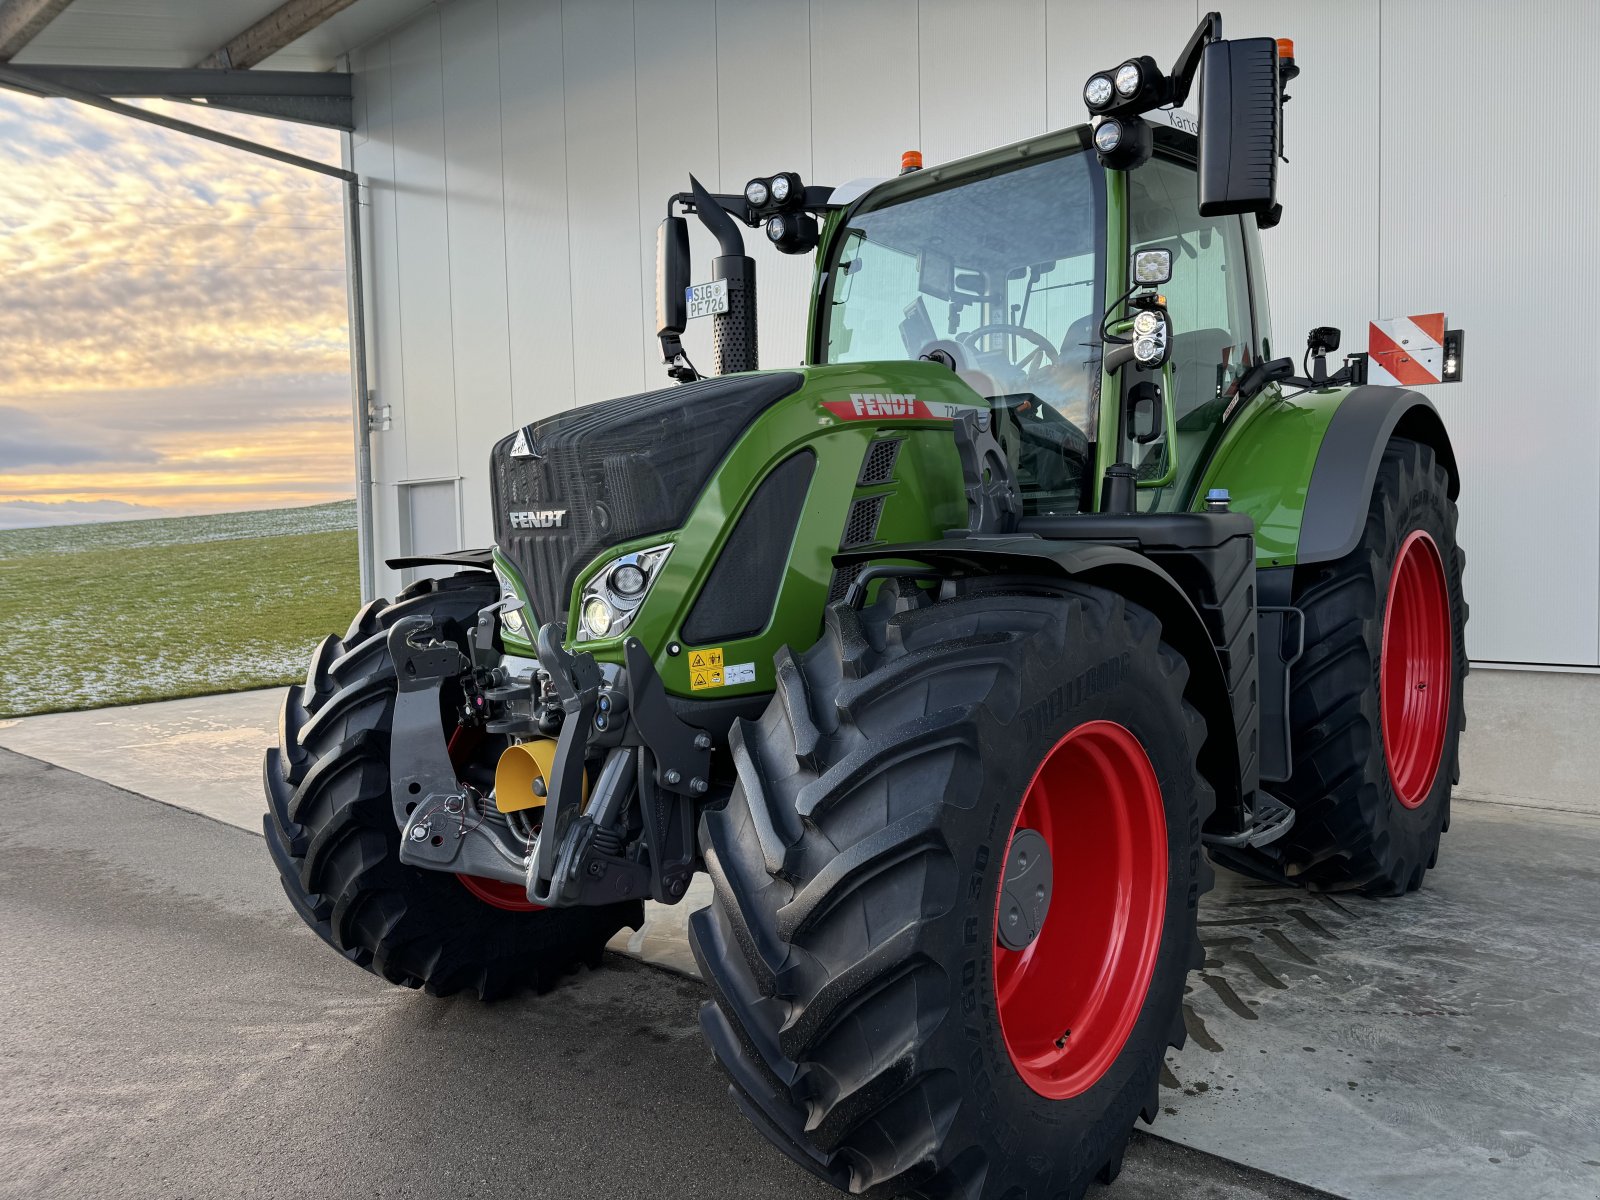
[814,117,1273,518]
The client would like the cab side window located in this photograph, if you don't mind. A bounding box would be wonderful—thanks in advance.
[1128,155,1255,505]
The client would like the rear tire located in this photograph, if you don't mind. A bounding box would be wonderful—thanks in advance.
[691,583,1213,1198]
[263,572,640,999]
[1274,437,1467,894]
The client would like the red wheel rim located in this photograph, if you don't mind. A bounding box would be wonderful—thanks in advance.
[455,873,544,912]
[1381,530,1452,809]
[993,720,1167,1100]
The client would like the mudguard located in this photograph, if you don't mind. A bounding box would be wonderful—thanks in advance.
[1196,383,1458,568]
[834,527,1256,833]
[1298,386,1458,563]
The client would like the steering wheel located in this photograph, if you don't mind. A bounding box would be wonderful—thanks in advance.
[959,322,1062,375]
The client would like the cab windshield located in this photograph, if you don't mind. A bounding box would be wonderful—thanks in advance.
[822,146,1106,513]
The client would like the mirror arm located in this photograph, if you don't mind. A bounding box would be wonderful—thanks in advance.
[1168,11,1223,107]
[1236,356,1294,400]
[686,175,746,257]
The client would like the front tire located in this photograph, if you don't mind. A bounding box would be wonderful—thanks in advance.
[263,572,641,999]
[1274,438,1468,895]
[691,584,1213,1198]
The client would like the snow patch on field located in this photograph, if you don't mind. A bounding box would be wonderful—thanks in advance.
[0,503,360,718]
[0,500,355,556]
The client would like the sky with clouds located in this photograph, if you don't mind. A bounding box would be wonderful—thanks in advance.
[0,92,352,528]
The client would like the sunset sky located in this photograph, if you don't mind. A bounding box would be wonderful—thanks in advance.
[0,91,353,528]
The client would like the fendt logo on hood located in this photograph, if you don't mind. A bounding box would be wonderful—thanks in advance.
[822,393,965,421]
[509,509,567,529]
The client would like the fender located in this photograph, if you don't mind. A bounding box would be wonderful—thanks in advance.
[1299,385,1458,563]
[1197,384,1458,568]
[834,529,1255,833]
[386,548,495,571]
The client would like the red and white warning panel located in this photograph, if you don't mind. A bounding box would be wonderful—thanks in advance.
[1368,313,1446,386]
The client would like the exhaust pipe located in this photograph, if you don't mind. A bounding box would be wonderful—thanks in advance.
[689,175,758,375]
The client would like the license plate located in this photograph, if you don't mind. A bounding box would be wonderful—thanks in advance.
[686,279,729,319]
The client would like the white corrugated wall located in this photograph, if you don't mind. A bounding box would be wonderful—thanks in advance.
[347,0,1600,670]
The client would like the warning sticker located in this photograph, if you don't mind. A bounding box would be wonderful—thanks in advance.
[688,647,725,691]
[690,666,724,690]
[724,662,756,685]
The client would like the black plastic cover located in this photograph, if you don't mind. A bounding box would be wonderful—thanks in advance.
[1197,37,1279,218]
[490,371,803,622]
[682,450,815,644]
[656,216,690,337]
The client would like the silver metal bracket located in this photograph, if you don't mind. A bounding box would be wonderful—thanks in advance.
[387,614,525,887]
[366,390,392,432]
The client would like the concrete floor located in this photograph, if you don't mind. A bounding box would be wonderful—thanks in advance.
[0,689,282,832]
[1164,809,1600,1200]
[3,687,1599,1200]
[0,748,1330,1200]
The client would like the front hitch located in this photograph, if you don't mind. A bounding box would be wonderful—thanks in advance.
[525,624,713,908]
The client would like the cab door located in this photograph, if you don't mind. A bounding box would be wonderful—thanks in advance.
[1124,146,1260,511]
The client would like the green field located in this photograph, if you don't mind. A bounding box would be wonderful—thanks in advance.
[0,501,360,718]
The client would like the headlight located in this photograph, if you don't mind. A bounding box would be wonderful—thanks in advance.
[582,596,615,638]
[501,603,528,637]
[769,174,791,203]
[1094,120,1123,153]
[493,560,531,639]
[1083,74,1114,110]
[744,178,769,207]
[610,563,646,596]
[765,215,786,242]
[1114,61,1142,97]
[1132,248,1172,285]
[576,543,673,642]
[1131,309,1171,368]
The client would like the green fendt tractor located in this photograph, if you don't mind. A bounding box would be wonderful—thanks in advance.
[264,14,1466,1197]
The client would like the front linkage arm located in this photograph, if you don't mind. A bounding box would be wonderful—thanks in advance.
[388,615,531,887]
[524,625,712,908]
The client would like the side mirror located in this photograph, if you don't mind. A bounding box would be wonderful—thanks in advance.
[656,215,690,339]
[1196,37,1280,219]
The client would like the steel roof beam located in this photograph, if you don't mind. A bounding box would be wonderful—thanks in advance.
[0,60,356,180]
[0,63,353,127]
[196,0,360,71]
[0,0,73,61]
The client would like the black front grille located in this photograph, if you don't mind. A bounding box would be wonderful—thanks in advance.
[841,495,886,548]
[827,563,863,605]
[491,372,803,623]
[827,491,890,602]
[857,438,902,486]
